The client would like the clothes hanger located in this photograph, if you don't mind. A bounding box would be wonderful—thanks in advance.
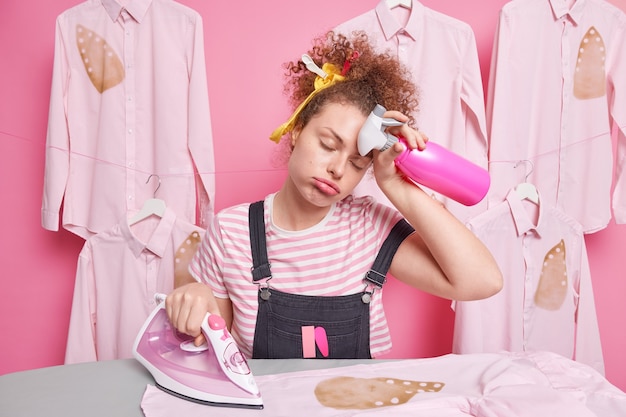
[386,0,412,9]
[516,182,539,204]
[514,160,539,204]
[129,174,166,225]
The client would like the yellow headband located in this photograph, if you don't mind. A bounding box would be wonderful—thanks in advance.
[269,62,345,143]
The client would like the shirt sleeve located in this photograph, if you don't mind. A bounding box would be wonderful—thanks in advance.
[460,26,488,169]
[485,8,515,207]
[186,13,216,229]
[365,197,407,246]
[41,16,71,231]
[64,244,98,364]
[609,24,626,224]
[572,236,605,375]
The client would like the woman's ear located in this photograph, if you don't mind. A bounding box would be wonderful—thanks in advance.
[290,127,301,147]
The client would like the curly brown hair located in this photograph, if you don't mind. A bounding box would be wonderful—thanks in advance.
[282,30,420,139]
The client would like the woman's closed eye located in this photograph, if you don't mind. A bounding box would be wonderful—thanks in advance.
[349,156,369,170]
[320,138,337,152]
[320,139,368,170]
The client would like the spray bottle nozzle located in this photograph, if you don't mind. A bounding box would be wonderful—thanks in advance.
[357,104,405,156]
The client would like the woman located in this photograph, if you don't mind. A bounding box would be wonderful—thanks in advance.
[165,30,502,359]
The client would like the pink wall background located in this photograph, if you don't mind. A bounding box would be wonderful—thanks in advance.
[1,0,625,390]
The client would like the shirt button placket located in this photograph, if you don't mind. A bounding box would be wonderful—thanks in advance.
[122,9,137,211]
[146,254,158,300]
[521,234,534,351]
[558,20,571,207]
[397,30,410,63]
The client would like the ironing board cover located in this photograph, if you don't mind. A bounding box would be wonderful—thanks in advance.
[140,351,626,416]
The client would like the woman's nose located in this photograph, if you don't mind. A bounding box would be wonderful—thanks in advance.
[328,157,346,178]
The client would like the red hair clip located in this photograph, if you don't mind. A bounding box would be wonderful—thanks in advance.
[341,51,360,76]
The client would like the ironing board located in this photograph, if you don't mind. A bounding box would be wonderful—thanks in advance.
[2,353,625,416]
[0,358,373,417]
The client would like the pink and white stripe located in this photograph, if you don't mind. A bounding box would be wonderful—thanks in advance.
[190,193,404,358]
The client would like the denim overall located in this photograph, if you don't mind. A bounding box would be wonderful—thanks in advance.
[248,201,414,359]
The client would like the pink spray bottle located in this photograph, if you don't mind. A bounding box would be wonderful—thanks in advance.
[357,104,490,206]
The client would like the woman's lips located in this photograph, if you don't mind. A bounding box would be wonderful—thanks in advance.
[314,178,340,196]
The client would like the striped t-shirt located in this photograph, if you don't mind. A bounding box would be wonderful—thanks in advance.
[189,193,406,358]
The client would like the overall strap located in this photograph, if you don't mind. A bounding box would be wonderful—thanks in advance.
[364,219,415,289]
[249,200,271,282]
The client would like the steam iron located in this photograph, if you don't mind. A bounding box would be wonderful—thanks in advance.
[133,294,263,409]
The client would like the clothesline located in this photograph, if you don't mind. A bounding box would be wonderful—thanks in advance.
[0,128,286,177]
[4,127,620,179]
[487,128,616,169]
[45,145,287,176]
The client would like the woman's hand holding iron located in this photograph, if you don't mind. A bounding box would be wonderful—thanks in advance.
[165,282,221,346]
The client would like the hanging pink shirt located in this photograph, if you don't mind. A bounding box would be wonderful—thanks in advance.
[334,0,488,222]
[486,0,626,233]
[65,208,204,363]
[453,190,604,375]
[42,0,215,239]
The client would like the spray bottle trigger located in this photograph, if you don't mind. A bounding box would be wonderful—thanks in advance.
[371,104,405,128]
[380,117,405,128]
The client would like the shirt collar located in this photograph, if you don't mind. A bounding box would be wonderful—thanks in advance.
[101,0,152,23]
[122,207,177,257]
[505,189,544,238]
[375,0,422,41]
[549,0,585,25]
